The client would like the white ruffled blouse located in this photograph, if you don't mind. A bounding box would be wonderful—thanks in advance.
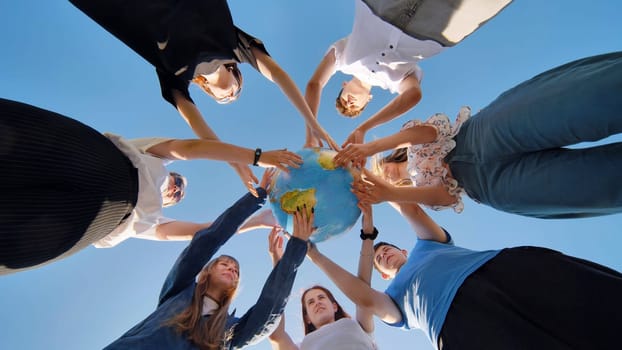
[402,106,471,213]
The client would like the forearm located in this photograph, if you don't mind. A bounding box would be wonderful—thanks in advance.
[149,139,257,164]
[308,249,376,308]
[389,202,447,242]
[386,185,456,207]
[304,81,322,118]
[272,68,327,134]
[172,90,220,140]
[154,221,211,241]
[268,316,297,350]
[357,86,422,134]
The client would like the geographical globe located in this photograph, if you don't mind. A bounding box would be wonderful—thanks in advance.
[269,148,361,242]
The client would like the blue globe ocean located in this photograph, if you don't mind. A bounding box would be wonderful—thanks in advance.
[269,148,361,242]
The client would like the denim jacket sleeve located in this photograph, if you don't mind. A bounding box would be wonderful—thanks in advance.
[158,188,267,306]
[228,236,308,349]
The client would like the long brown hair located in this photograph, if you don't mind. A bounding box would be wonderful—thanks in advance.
[166,255,240,350]
[301,285,350,335]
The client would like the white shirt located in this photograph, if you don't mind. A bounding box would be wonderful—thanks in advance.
[93,134,176,248]
[300,318,376,350]
[331,0,446,93]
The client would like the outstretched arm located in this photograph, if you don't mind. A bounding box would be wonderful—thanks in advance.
[306,243,401,324]
[172,90,262,194]
[333,123,437,168]
[343,75,422,147]
[146,139,302,173]
[353,169,457,208]
[303,49,337,147]
[252,47,339,150]
[388,202,447,242]
[356,201,376,333]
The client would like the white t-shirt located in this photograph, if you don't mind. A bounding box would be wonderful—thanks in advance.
[93,134,176,248]
[300,318,376,350]
[331,0,446,93]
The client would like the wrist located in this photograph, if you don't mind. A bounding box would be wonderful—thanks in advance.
[252,148,262,166]
[360,227,379,240]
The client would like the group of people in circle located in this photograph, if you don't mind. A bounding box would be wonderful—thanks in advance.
[2,0,622,349]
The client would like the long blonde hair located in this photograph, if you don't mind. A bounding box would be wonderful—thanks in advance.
[370,148,413,186]
[167,255,240,350]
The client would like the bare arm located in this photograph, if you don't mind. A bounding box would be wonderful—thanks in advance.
[304,49,337,147]
[253,47,339,150]
[172,90,261,194]
[356,202,375,333]
[268,315,298,350]
[154,220,211,241]
[344,75,422,146]
[333,124,437,167]
[354,169,457,208]
[145,139,302,173]
[307,245,401,324]
[172,90,220,140]
[388,202,447,242]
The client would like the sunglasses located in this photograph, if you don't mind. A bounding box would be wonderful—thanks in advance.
[172,175,185,203]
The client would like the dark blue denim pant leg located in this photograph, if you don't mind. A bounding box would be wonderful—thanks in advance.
[448,52,622,218]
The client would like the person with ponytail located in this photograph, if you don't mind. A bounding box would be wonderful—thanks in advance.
[103,169,315,349]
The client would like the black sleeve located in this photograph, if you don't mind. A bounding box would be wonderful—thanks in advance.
[234,28,270,72]
[156,67,194,108]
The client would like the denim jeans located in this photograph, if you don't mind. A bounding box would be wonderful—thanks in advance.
[446,52,622,218]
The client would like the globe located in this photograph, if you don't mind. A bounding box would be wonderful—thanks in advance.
[269,148,361,242]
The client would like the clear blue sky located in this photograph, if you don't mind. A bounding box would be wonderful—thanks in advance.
[1,1,621,349]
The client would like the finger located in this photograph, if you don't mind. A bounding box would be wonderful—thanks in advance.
[248,184,258,197]
[277,235,283,249]
[276,164,290,174]
[250,173,259,184]
[285,158,301,168]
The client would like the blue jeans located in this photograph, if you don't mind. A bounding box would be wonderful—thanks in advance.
[446,52,622,218]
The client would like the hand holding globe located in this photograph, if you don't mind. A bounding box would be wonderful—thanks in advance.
[268,148,361,242]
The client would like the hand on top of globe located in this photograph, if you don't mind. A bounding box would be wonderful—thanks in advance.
[269,148,361,242]
[257,148,304,173]
[333,142,373,169]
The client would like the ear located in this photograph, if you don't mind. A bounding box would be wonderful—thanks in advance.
[331,302,338,313]
[401,249,408,257]
[342,81,347,87]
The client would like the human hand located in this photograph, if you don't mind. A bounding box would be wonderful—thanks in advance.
[230,162,259,197]
[313,127,340,151]
[351,169,392,205]
[292,205,316,242]
[333,143,371,168]
[267,227,284,266]
[341,128,365,149]
[259,168,277,194]
[257,149,303,173]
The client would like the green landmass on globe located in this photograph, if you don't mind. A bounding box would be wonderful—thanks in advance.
[269,148,361,242]
[280,189,317,216]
